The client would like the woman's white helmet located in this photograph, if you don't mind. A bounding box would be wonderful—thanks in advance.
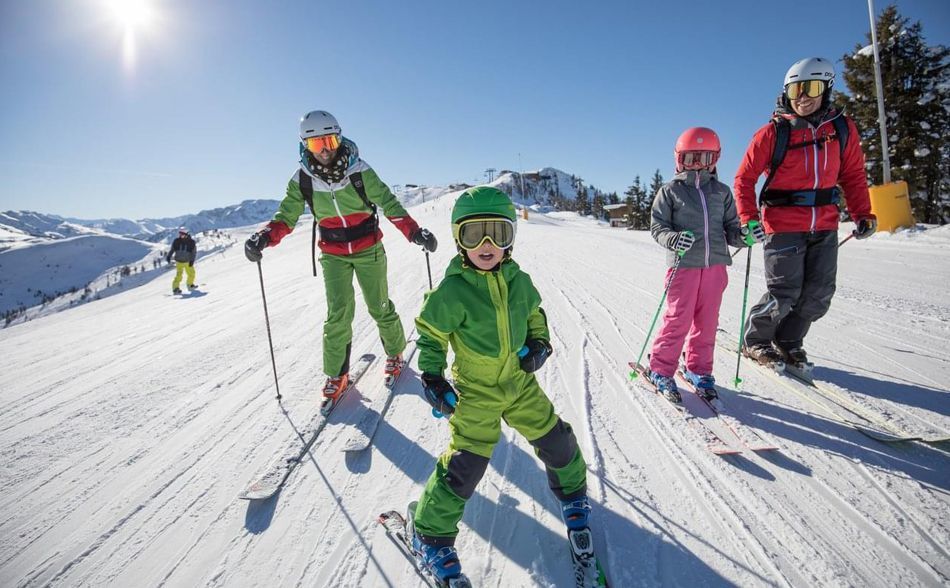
[784,57,835,89]
[299,110,341,140]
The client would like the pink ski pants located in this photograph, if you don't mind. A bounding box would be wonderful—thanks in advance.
[649,265,728,377]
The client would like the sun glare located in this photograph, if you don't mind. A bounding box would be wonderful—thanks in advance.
[102,0,158,71]
[106,0,155,32]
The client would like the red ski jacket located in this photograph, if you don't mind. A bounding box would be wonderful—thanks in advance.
[733,110,875,234]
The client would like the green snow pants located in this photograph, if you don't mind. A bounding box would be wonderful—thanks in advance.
[172,262,196,290]
[320,242,406,376]
[413,357,587,545]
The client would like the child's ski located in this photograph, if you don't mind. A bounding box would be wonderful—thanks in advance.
[377,504,473,588]
[675,369,780,452]
[629,362,742,455]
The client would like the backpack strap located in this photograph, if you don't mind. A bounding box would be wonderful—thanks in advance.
[348,172,376,213]
[831,115,849,159]
[761,116,790,198]
[298,171,318,277]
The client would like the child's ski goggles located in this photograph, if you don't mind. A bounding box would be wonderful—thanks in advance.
[305,134,341,152]
[678,150,719,168]
[785,79,827,100]
[453,217,516,250]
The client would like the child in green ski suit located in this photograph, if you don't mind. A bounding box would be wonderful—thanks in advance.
[408,186,590,585]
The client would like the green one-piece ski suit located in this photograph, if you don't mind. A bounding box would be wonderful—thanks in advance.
[411,254,588,545]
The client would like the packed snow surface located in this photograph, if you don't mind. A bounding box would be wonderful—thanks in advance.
[1,192,948,587]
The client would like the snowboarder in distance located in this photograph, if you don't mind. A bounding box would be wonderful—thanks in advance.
[648,127,749,403]
[243,110,437,408]
[734,57,877,370]
[409,187,591,586]
[166,227,197,295]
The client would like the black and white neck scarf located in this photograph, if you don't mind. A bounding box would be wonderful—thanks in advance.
[308,143,351,185]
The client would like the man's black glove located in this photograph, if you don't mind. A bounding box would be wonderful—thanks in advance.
[518,338,553,373]
[412,228,438,252]
[244,229,270,262]
[421,373,457,417]
[853,217,877,240]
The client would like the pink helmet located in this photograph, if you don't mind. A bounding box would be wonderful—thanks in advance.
[674,127,721,172]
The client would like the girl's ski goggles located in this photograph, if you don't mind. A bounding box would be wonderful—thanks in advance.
[305,134,341,152]
[678,150,719,169]
[785,79,827,100]
[453,217,516,250]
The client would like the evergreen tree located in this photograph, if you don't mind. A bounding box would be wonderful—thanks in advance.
[837,5,949,223]
[591,192,606,220]
[624,175,650,229]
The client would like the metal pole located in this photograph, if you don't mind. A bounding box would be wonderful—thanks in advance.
[868,0,892,183]
[425,251,433,290]
[257,261,281,401]
[518,153,527,199]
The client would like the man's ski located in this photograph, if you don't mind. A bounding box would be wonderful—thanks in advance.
[629,362,742,455]
[343,339,419,452]
[715,332,922,444]
[377,503,472,588]
[675,369,780,452]
[239,353,376,500]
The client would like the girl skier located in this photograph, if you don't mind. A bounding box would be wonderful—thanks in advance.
[647,127,749,402]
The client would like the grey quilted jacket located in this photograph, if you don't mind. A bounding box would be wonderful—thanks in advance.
[650,170,746,269]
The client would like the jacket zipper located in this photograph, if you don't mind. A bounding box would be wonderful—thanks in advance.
[809,126,820,232]
[488,272,511,359]
[695,173,710,267]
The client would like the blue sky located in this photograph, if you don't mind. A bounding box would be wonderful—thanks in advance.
[1,0,948,219]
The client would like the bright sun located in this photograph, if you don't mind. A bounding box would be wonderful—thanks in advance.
[102,0,158,71]
[105,0,155,32]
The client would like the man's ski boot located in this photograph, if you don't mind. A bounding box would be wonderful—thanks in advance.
[648,370,681,403]
[319,373,349,416]
[742,344,786,371]
[681,368,718,401]
[407,502,471,587]
[384,353,404,388]
[172,288,182,295]
[187,283,197,291]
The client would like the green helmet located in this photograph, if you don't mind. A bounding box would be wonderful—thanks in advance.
[451,186,517,224]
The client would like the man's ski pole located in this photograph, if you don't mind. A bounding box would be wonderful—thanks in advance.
[838,234,854,248]
[256,261,281,401]
[630,243,687,379]
[734,246,753,387]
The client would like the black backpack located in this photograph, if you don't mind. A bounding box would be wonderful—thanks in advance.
[298,171,378,276]
[760,114,850,207]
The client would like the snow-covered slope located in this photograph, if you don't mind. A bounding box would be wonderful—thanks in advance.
[0,194,948,587]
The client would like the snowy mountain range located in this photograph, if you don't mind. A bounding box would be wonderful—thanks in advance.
[0,168,606,325]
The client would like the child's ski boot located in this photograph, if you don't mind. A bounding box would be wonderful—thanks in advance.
[648,371,681,403]
[681,368,718,401]
[406,501,471,588]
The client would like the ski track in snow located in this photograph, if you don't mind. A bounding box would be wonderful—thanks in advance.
[1,204,948,587]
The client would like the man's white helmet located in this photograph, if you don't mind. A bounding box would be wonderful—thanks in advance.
[784,57,835,88]
[299,110,341,140]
